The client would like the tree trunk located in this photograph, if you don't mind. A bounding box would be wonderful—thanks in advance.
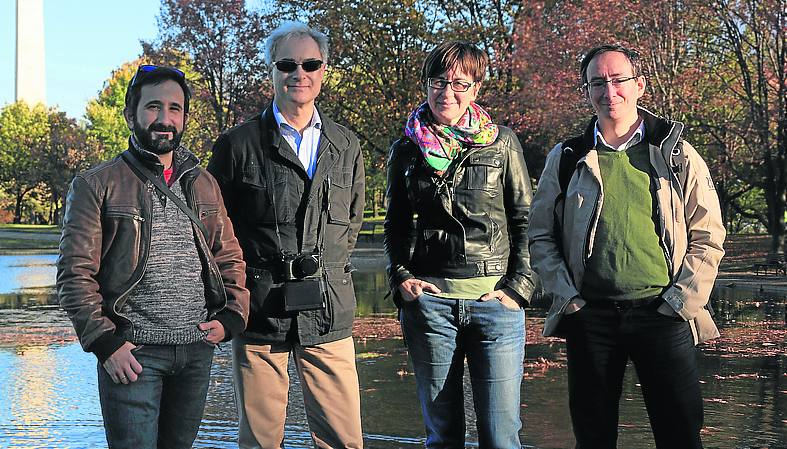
[13,190,24,224]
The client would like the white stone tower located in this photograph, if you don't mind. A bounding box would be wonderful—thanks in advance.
[15,0,46,106]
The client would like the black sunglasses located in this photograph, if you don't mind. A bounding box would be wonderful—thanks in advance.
[130,65,186,87]
[273,60,324,73]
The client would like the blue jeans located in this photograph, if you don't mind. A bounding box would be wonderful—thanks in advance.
[401,293,525,449]
[97,341,215,449]
[563,300,703,449]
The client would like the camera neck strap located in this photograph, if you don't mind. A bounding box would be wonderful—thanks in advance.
[121,150,209,241]
[261,141,326,259]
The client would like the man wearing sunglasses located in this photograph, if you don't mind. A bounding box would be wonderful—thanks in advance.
[208,21,365,449]
[528,44,725,448]
[58,65,249,448]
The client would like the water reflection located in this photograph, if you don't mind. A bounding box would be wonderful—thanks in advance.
[712,284,786,325]
[1,336,783,448]
[0,255,58,296]
[0,256,784,448]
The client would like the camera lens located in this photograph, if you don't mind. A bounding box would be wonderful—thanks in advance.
[295,255,319,278]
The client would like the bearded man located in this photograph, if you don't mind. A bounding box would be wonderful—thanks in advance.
[57,65,249,449]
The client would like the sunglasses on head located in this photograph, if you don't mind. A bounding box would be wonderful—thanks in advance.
[273,59,324,73]
[130,65,186,87]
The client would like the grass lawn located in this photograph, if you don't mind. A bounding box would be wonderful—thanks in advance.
[0,225,61,251]
[0,224,61,234]
[0,237,59,250]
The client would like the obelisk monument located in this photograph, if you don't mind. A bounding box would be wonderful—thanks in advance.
[15,0,46,106]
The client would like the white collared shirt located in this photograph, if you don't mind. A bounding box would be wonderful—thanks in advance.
[271,101,322,179]
[594,119,646,152]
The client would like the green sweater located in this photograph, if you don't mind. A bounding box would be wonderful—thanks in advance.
[580,140,670,301]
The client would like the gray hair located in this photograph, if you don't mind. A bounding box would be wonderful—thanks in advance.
[264,21,330,66]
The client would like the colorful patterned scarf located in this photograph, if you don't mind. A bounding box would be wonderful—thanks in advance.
[405,102,499,172]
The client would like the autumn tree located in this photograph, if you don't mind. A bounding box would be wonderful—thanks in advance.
[701,0,786,251]
[265,0,435,213]
[145,0,269,133]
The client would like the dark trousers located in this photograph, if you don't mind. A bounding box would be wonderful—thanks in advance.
[97,341,215,449]
[563,301,703,449]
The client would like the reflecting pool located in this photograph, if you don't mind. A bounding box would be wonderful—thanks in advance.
[0,256,784,448]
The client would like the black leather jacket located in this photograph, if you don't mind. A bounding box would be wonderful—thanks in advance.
[208,105,365,345]
[384,126,536,305]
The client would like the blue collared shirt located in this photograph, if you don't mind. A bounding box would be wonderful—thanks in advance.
[272,101,322,179]
[594,119,646,152]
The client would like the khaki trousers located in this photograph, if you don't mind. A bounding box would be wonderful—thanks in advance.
[232,335,363,449]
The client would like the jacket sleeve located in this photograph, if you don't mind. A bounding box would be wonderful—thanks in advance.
[57,176,126,362]
[660,141,726,320]
[203,170,249,340]
[500,129,537,304]
[347,135,365,252]
[527,144,582,306]
[383,141,415,293]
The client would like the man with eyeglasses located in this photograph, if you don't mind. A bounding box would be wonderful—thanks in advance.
[528,44,725,448]
[208,21,365,449]
[57,65,249,448]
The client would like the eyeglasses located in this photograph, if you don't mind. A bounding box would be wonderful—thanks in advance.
[427,78,475,92]
[130,65,186,87]
[581,76,638,91]
[274,59,324,73]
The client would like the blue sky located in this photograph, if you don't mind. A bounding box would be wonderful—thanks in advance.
[0,0,161,119]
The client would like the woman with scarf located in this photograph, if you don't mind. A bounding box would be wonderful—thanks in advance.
[384,41,536,448]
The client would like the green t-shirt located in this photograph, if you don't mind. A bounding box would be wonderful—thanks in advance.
[421,276,503,299]
[580,140,670,301]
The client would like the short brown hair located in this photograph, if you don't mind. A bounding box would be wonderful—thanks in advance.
[421,41,488,85]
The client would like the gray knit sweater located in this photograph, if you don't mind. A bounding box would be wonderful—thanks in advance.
[119,152,208,345]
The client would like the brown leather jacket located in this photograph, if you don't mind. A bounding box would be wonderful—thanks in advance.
[57,145,249,362]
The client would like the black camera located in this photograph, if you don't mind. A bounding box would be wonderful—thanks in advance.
[280,253,321,281]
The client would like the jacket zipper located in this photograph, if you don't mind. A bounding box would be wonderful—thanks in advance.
[112,183,154,328]
[104,211,145,222]
[187,172,228,318]
[445,147,485,256]
[580,159,602,265]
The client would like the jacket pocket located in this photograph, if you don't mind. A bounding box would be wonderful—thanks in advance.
[328,167,353,225]
[100,206,145,282]
[318,269,356,334]
[461,155,503,194]
[240,162,290,223]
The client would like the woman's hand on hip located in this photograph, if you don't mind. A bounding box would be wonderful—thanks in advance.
[398,278,442,302]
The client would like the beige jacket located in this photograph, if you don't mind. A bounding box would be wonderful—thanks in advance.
[528,108,725,344]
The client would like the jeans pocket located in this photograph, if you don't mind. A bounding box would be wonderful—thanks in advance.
[496,297,522,311]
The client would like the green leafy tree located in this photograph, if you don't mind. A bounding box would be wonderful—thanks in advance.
[0,102,49,223]
[85,61,137,159]
[39,112,101,224]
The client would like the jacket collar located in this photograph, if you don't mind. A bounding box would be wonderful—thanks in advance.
[258,102,349,185]
[580,106,683,154]
[127,137,200,182]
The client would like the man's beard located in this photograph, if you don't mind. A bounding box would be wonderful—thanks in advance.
[132,118,185,155]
